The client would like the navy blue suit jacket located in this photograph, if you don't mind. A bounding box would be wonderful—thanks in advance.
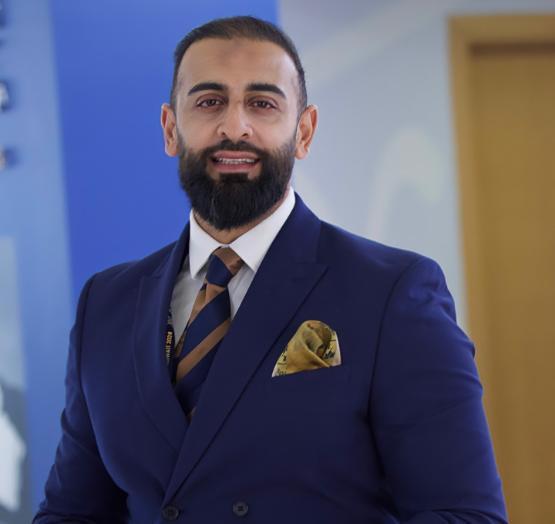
[35,195,507,523]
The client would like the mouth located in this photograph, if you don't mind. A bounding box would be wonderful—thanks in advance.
[210,151,261,174]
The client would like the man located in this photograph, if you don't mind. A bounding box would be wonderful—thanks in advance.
[35,16,507,524]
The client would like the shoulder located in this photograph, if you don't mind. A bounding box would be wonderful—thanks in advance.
[98,240,176,282]
[84,240,177,297]
[318,220,440,280]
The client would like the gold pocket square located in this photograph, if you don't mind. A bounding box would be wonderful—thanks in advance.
[271,320,341,377]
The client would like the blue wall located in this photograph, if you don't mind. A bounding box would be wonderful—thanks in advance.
[2,0,278,516]
[1,1,72,521]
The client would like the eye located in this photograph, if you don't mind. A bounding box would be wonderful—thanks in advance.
[250,99,277,110]
[196,98,224,109]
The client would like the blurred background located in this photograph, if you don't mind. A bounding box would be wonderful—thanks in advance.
[1,0,554,522]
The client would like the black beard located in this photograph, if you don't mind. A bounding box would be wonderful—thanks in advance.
[178,137,296,230]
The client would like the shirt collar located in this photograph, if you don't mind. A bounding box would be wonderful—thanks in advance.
[188,187,296,278]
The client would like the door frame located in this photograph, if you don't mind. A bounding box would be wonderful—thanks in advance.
[448,13,555,382]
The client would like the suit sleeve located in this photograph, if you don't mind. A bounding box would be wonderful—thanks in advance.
[370,257,507,524]
[33,276,128,523]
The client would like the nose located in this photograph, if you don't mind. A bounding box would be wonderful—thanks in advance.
[216,103,253,142]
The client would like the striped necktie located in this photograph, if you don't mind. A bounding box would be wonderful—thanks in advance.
[174,247,244,419]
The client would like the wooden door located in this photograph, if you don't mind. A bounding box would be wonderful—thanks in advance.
[450,14,555,523]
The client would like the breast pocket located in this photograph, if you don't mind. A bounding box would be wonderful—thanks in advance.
[264,364,351,411]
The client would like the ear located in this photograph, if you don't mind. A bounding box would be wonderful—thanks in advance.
[295,104,318,160]
[161,103,179,157]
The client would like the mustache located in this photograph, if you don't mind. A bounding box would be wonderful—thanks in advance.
[198,140,268,160]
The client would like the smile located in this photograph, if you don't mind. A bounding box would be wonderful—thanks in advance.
[210,151,261,173]
[212,158,259,165]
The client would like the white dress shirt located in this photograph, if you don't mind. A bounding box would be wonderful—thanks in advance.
[170,188,296,340]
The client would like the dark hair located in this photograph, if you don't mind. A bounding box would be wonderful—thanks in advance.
[170,16,307,113]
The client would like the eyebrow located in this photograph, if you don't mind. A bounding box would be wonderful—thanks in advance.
[187,82,225,95]
[246,83,286,99]
[187,81,286,99]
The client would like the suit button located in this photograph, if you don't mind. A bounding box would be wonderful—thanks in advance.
[232,501,249,517]
[162,505,180,521]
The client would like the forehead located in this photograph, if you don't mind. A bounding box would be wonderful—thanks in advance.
[176,38,298,94]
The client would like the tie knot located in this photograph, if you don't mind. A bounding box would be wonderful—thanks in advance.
[205,247,244,287]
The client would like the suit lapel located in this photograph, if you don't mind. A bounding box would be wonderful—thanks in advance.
[164,195,327,503]
[132,225,190,452]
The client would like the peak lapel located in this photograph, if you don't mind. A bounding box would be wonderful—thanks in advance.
[164,195,327,503]
[132,225,190,452]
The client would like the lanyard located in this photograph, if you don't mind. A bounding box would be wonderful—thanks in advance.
[165,310,178,384]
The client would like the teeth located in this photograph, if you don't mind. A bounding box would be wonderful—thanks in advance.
[215,158,257,165]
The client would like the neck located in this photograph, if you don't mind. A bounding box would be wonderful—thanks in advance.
[193,186,291,244]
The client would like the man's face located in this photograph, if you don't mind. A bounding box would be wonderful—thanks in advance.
[161,37,316,229]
